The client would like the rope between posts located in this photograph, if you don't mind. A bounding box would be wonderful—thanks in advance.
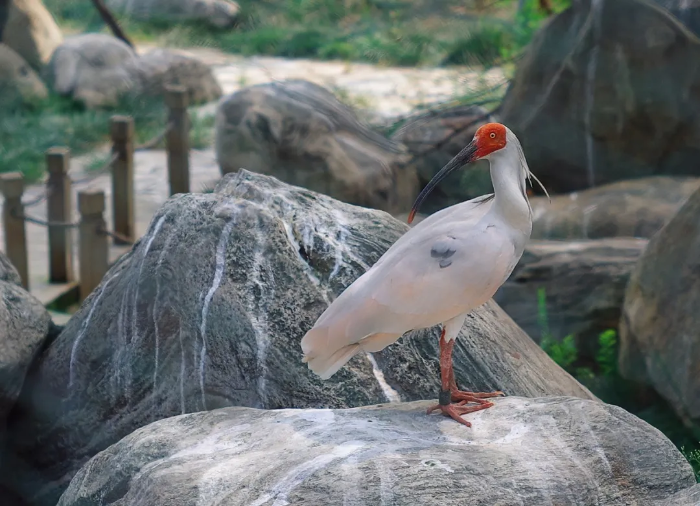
[135,122,173,151]
[10,208,79,228]
[98,225,134,244]
[72,152,120,185]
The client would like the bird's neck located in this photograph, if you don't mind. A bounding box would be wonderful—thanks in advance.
[487,147,532,234]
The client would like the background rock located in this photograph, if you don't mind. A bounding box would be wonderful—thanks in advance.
[47,33,135,108]
[0,252,51,424]
[47,35,222,107]
[620,185,700,431]
[390,105,498,214]
[215,79,418,214]
[0,43,47,107]
[125,48,222,105]
[494,238,647,360]
[57,398,698,506]
[654,0,700,36]
[106,0,240,29]
[1,0,62,70]
[529,177,700,240]
[501,0,700,193]
[3,170,593,506]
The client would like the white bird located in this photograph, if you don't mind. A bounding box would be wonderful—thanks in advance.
[300,123,548,426]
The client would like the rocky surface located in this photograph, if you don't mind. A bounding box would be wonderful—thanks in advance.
[47,35,221,108]
[215,80,417,214]
[655,0,700,36]
[529,176,700,240]
[620,184,700,431]
[500,0,700,193]
[47,33,136,108]
[494,238,647,359]
[107,0,240,29]
[3,170,593,506]
[57,397,699,506]
[0,43,47,107]
[1,0,62,69]
[390,105,498,214]
[125,48,222,105]
[0,253,51,424]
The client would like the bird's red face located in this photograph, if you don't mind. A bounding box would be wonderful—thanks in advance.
[407,122,509,224]
[473,123,507,160]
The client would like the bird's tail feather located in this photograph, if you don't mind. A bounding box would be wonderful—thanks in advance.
[305,343,361,380]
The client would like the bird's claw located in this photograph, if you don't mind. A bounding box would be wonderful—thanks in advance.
[451,390,505,403]
[426,400,495,427]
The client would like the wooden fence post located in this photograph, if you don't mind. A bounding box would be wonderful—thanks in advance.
[165,85,190,196]
[46,147,75,283]
[1,172,29,289]
[78,190,108,301]
[111,115,135,245]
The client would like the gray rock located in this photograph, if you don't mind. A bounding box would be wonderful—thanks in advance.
[57,397,698,506]
[620,184,700,432]
[124,48,222,105]
[494,238,647,360]
[529,176,700,240]
[47,33,136,108]
[0,262,51,423]
[215,80,418,215]
[0,250,23,286]
[47,35,221,108]
[3,170,593,506]
[654,0,700,36]
[106,0,240,29]
[0,43,47,107]
[390,105,498,214]
[1,0,63,70]
[500,0,700,193]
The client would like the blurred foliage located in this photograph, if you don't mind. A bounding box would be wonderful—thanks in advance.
[0,94,213,181]
[43,0,570,67]
[536,288,700,482]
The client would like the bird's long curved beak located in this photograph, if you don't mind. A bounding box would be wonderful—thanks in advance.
[407,140,478,224]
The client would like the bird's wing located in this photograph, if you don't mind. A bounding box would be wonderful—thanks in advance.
[311,218,516,343]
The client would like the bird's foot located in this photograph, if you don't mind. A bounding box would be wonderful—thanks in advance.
[426,400,495,427]
[451,389,505,404]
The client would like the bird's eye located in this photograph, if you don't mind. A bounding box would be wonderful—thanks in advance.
[489,132,496,139]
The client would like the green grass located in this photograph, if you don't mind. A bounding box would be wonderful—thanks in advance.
[43,0,569,68]
[0,94,214,182]
[537,288,700,481]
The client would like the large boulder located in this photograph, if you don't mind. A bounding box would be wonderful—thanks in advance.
[0,43,47,107]
[619,185,700,431]
[500,0,700,193]
[0,253,51,425]
[530,176,700,240]
[654,0,700,36]
[57,398,699,506]
[124,48,222,105]
[47,33,136,108]
[494,238,647,359]
[390,105,499,215]
[3,170,593,506]
[47,35,221,108]
[215,80,418,215]
[1,0,62,70]
[106,0,240,29]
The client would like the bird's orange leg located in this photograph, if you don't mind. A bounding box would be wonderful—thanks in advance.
[426,328,502,427]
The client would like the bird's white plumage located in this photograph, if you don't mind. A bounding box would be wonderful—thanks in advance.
[301,127,536,380]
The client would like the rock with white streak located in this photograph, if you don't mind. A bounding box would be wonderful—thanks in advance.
[2,170,593,506]
[57,398,699,506]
